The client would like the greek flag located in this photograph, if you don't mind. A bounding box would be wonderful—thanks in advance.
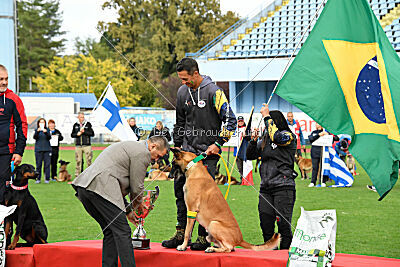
[93,83,138,141]
[322,146,354,187]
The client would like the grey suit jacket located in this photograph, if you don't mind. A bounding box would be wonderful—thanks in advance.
[72,140,151,211]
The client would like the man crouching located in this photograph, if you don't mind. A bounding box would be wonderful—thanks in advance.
[72,136,169,267]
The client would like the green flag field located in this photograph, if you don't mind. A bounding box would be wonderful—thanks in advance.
[19,147,399,259]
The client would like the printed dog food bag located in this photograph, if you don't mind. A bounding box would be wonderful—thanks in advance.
[287,207,337,267]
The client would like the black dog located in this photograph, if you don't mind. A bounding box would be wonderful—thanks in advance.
[4,164,48,249]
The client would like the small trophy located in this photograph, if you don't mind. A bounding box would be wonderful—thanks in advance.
[132,186,159,250]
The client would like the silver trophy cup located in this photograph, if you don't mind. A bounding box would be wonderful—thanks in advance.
[131,186,159,249]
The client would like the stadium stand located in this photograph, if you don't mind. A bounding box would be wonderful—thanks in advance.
[187,0,400,60]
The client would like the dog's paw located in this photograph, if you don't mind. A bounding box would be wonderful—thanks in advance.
[176,245,187,251]
[205,247,215,253]
[7,244,16,250]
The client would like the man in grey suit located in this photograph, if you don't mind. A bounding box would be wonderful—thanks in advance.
[72,136,169,267]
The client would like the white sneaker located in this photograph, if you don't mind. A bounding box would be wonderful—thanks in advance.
[308,183,315,187]
[321,183,326,187]
[366,185,377,192]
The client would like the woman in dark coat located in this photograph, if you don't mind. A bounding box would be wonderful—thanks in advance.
[149,121,171,165]
[33,118,52,183]
[246,104,297,249]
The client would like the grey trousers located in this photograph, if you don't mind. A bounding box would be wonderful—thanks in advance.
[74,186,136,267]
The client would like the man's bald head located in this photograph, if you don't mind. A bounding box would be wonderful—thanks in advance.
[0,65,7,73]
[287,112,294,123]
[0,65,8,92]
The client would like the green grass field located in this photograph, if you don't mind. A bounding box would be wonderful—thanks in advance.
[21,146,400,259]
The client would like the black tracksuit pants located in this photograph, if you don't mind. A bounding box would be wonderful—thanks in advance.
[258,189,296,249]
[0,154,12,203]
[175,157,218,237]
[35,151,51,181]
[50,147,59,179]
[74,186,135,267]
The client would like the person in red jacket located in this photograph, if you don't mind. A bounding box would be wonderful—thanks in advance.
[0,64,28,202]
[286,112,305,157]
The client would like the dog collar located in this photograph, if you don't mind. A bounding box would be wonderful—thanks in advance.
[10,184,28,190]
[185,153,207,172]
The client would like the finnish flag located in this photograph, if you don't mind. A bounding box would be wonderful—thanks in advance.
[322,146,354,187]
[93,84,138,141]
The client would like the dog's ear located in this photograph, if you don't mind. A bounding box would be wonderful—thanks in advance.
[170,147,182,158]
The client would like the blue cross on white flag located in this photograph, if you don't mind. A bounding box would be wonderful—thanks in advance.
[322,146,354,187]
[93,84,138,141]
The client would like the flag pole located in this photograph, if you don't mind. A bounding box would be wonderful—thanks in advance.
[229,106,254,183]
[92,81,111,113]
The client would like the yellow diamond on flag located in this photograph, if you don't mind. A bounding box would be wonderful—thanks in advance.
[323,40,400,142]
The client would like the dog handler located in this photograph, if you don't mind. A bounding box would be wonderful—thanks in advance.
[0,64,27,203]
[246,104,297,249]
[72,136,168,267]
[162,58,237,250]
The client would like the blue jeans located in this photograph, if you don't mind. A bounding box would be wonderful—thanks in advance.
[35,151,51,181]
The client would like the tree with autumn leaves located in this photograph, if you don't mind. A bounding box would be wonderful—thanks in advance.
[30,0,239,108]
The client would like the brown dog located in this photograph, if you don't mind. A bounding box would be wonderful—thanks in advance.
[214,164,240,185]
[295,155,312,180]
[152,159,172,172]
[171,148,280,253]
[57,160,71,182]
[346,154,356,175]
[145,169,171,181]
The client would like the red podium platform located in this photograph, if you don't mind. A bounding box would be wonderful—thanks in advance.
[5,247,34,267]
[6,240,400,267]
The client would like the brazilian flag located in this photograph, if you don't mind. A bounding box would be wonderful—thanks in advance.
[275,0,400,199]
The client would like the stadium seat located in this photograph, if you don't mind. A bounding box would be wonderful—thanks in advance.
[215,0,400,59]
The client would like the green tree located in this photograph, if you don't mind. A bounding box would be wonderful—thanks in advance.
[32,55,140,107]
[74,37,116,62]
[17,0,65,91]
[102,0,238,77]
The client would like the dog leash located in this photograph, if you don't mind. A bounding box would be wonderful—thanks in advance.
[185,152,207,172]
[185,152,232,200]
[10,161,15,185]
[217,154,232,200]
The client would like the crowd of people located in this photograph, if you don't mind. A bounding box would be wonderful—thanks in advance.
[0,58,360,266]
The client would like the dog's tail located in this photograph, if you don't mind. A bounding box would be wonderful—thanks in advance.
[239,233,280,251]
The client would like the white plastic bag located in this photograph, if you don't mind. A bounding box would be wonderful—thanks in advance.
[287,207,337,267]
[0,205,17,267]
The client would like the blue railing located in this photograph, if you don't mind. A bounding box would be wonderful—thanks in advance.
[185,17,248,59]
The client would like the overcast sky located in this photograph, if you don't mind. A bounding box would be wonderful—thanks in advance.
[59,0,269,55]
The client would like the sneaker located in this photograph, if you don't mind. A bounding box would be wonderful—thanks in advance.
[366,185,377,192]
[44,180,50,184]
[190,236,210,251]
[35,180,41,184]
[161,226,185,248]
[308,183,315,188]
[321,183,326,187]
[51,179,57,182]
